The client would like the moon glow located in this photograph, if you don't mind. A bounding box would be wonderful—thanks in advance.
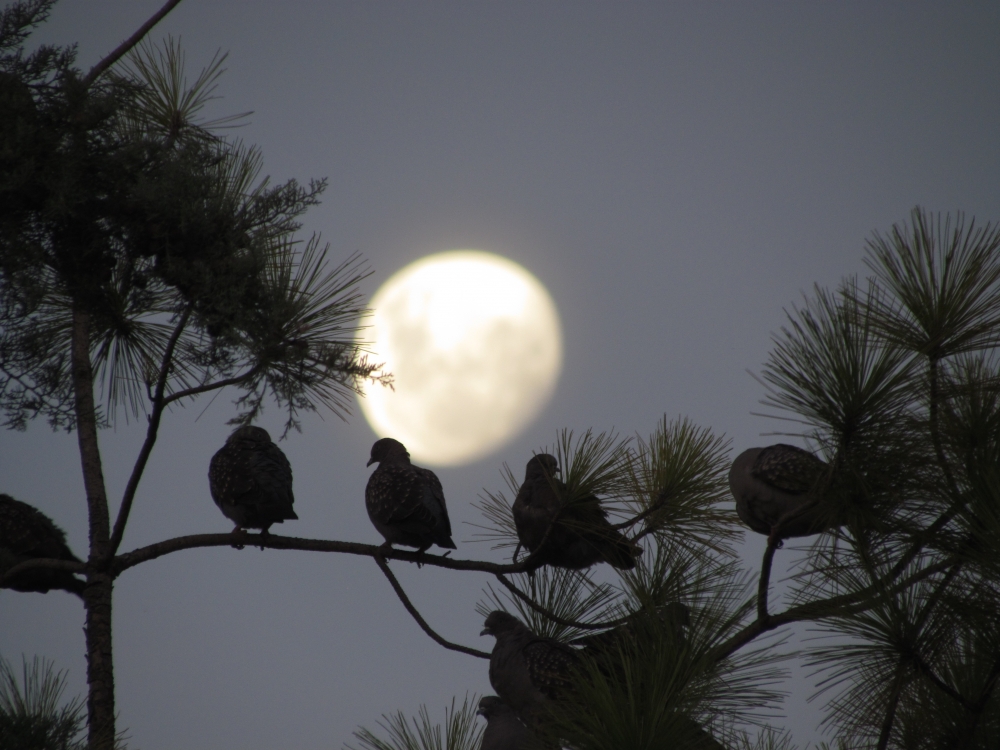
[358,251,562,466]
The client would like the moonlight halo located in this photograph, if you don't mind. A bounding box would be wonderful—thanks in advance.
[358,251,562,466]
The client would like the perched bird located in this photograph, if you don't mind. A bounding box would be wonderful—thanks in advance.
[208,426,296,537]
[512,454,640,570]
[729,444,831,544]
[481,610,578,725]
[365,438,456,553]
[477,696,541,750]
[0,494,85,597]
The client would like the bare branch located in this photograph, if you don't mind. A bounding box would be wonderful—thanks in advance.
[161,369,259,407]
[82,0,186,87]
[111,532,539,577]
[373,553,490,660]
[108,308,192,557]
[757,538,779,622]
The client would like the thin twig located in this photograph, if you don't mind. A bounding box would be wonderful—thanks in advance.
[83,0,186,86]
[373,553,490,660]
[161,368,259,407]
[108,307,192,557]
[757,538,779,622]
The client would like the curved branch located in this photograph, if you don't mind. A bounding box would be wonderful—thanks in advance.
[1,557,86,585]
[161,368,259,407]
[711,558,954,662]
[757,538,779,622]
[111,532,539,576]
[83,0,186,86]
[494,573,634,632]
[373,553,490,659]
[911,652,974,711]
[108,307,192,557]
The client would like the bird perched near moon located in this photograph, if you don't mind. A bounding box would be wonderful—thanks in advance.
[364,437,456,554]
[512,454,640,570]
[208,426,296,541]
[729,443,832,544]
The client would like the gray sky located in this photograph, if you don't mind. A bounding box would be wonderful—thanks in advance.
[3,1,1000,747]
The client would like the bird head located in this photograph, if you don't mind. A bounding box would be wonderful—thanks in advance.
[476,695,504,718]
[367,437,410,467]
[480,609,524,637]
[227,425,272,444]
[525,453,559,479]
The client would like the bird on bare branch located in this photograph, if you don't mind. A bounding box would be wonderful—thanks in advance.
[365,437,456,554]
[208,426,297,542]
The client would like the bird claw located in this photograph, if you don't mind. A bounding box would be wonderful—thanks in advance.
[230,527,248,550]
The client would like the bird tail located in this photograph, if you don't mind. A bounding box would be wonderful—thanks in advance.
[601,534,642,570]
[436,535,457,550]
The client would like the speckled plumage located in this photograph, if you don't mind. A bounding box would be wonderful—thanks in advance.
[477,696,542,750]
[208,426,296,533]
[365,438,456,553]
[481,610,578,726]
[0,494,84,597]
[729,443,830,541]
[512,454,640,570]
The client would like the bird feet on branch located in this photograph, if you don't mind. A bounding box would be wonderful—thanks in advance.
[230,526,249,550]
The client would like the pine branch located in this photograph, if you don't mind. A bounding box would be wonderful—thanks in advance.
[373,554,490,660]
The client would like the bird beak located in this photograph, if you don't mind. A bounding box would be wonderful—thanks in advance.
[366,457,375,467]
[480,628,491,636]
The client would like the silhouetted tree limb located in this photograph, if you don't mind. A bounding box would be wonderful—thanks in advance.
[373,553,491,660]
[82,0,186,86]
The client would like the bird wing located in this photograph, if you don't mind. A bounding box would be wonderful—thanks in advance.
[249,443,295,507]
[753,444,826,494]
[522,637,578,699]
[208,444,258,505]
[414,466,452,536]
[367,464,438,527]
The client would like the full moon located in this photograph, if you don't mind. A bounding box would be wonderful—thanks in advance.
[358,251,562,466]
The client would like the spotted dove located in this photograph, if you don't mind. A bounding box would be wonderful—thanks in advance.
[208,426,296,535]
[729,443,831,544]
[0,494,84,597]
[481,610,578,726]
[365,438,456,553]
[512,454,640,570]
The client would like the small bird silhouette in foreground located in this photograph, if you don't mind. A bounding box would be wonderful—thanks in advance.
[477,695,542,750]
[0,494,85,598]
[729,443,831,545]
[512,454,640,570]
[481,610,578,726]
[209,426,296,542]
[365,438,456,554]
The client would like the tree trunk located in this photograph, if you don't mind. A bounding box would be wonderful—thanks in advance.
[71,308,116,749]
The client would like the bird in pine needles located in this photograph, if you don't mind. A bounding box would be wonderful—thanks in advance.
[478,695,543,750]
[729,443,831,545]
[512,454,640,570]
[208,426,296,540]
[481,610,578,726]
[365,438,456,554]
[0,494,85,597]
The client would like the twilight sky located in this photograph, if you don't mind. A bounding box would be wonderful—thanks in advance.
[3,2,1000,748]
